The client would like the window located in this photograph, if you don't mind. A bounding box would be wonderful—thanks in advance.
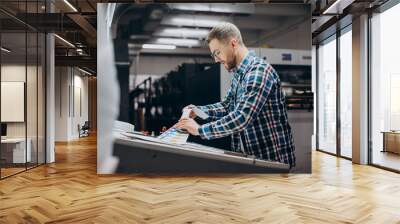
[370,3,400,171]
[339,28,352,158]
[317,26,353,159]
[0,1,47,179]
[317,36,337,154]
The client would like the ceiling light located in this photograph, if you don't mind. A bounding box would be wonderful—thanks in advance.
[322,0,354,15]
[167,3,254,14]
[154,28,209,39]
[170,17,222,28]
[1,47,11,53]
[155,38,201,47]
[130,35,152,40]
[54,34,75,48]
[142,44,176,50]
[78,67,92,76]
[63,0,78,12]
[161,14,232,28]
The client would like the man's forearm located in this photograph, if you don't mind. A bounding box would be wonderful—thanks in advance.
[197,102,228,121]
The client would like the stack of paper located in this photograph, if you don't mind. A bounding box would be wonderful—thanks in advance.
[157,128,189,145]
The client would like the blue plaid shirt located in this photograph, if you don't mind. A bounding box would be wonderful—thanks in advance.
[197,50,296,168]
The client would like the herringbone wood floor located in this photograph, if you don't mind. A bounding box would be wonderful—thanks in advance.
[1,134,400,224]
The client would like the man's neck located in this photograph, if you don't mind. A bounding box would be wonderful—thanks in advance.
[235,46,249,67]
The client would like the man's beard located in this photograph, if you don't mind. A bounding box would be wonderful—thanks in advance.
[226,53,237,71]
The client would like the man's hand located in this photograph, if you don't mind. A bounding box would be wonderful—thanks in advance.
[182,104,197,119]
[175,118,200,136]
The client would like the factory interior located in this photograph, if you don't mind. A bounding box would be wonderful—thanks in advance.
[1,0,400,223]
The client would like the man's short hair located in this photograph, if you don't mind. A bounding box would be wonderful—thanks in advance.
[206,22,243,45]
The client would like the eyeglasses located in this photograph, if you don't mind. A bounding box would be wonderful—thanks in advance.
[210,43,229,61]
[211,49,222,61]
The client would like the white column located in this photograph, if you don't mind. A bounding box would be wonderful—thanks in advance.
[352,14,369,164]
[312,45,317,151]
[46,32,55,163]
[97,3,120,174]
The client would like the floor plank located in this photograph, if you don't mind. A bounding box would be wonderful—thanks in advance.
[0,134,400,224]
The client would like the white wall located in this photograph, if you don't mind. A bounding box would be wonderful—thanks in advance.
[1,64,25,137]
[1,65,39,137]
[77,73,89,134]
[1,65,27,139]
[54,67,89,141]
[260,19,311,50]
[55,67,69,141]
[1,63,47,164]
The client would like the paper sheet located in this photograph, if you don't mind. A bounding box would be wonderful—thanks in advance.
[157,128,189,145]
[122,107,204,145]
[154,108,191,144]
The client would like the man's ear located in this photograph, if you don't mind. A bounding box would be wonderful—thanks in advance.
[231,38,238,48]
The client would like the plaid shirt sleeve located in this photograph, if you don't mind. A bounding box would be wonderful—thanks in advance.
[198,65,274,140]
[196,83,234,122]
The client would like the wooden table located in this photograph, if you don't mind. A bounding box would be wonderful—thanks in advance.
[381,131,400,154]
[1,138,31,165]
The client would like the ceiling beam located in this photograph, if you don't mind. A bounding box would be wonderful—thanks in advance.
[55,55,96,70]
[52,0,97,46]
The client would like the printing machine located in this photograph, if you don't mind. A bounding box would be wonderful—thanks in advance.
[112,121,290,173]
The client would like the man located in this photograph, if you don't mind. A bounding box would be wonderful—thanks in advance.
[175,22,296,168]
